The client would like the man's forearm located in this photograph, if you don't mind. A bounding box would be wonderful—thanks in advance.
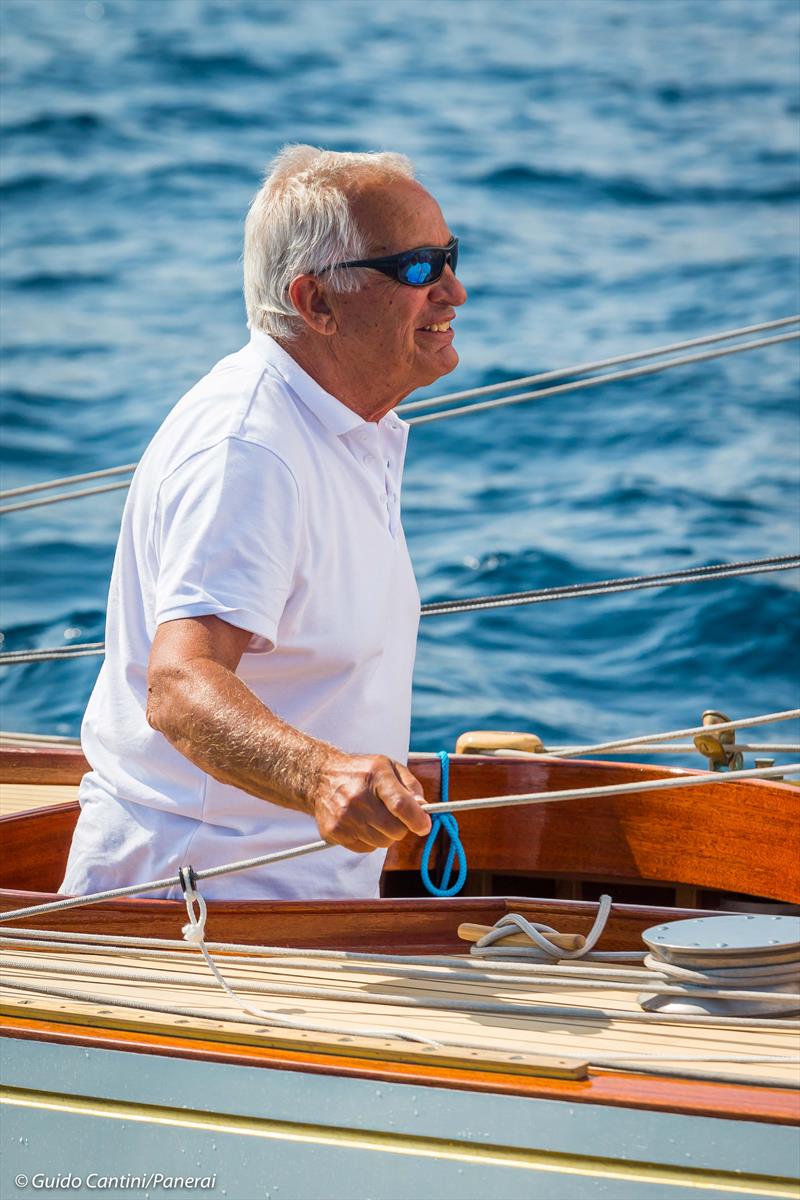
[147,657,336,813]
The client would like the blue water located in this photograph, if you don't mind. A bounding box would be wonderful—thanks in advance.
[1,0,798,756]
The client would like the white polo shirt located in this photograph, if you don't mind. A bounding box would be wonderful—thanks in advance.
[61,330,420,900]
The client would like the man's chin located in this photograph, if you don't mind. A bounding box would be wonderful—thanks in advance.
[426,344,459,382]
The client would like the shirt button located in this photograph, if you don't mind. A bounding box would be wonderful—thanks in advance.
[386,459,391,468]
[364,453,374,466]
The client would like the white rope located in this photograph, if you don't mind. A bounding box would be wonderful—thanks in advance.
[0,643,105,665]
[405,330,800,426]
[0,730,82,746]
[511,743,800,757]
[4,943,798,1009]
[0,760,795,926]
[470,896,625,960]
[5,952,798,1032]
[0,926,653,978]
[547,710,800,759]
[1,926,796,1001]
[397,314,800,413]
[178,872,441,1047]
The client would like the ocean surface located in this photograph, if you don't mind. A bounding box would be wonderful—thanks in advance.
[1,0,798,760]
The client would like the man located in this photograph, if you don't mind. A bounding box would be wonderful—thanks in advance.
[60,145,468,900]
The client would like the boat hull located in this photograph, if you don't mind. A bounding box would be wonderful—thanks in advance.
[3,1036,798,1200]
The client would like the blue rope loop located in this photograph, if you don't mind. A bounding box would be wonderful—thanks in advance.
[420,751,468,897]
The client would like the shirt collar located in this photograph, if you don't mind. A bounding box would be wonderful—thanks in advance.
[249,328,369,437]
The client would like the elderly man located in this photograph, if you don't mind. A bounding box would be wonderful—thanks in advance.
[61,146,467,901]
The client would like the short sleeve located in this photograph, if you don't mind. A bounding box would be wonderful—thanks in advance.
[153,437,301,649]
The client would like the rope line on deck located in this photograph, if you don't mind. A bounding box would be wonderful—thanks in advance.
[1,555,796,666]
[3,947,798,1010]
[4,955,799,1041]
[2,317,797,513]
[0,760,794,926]
[2,927,798,992]
[178,871,441,1047]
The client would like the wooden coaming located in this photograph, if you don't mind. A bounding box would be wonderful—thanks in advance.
[1,748,798,900]
[0,892,721,951]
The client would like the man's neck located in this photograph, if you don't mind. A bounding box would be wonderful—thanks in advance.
[274,335,403,423]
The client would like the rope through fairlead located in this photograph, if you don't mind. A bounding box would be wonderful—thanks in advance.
[1,554,796,666]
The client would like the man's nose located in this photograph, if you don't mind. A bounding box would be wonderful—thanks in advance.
[432,265,467,306]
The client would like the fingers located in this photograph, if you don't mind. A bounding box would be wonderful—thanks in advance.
[375,761,431,837]
[313,754,431,853]
[393,761,426,800]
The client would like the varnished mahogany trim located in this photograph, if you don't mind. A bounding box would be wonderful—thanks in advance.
[0,746,87,784]
[0,892,728,951]
[2,1015,797,1126]
[2,753,798,900]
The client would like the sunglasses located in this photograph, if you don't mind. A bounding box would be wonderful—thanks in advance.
[320,236,459,287]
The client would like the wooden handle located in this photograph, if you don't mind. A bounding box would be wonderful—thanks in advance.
[455,730,545,755]
[457,923,586,951]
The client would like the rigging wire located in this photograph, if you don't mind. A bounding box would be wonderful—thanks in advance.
[2,555,795,667]
[1,317,797,513]
[398,313,800,413]
[419,554,799,617]
[0,479,132,515]
[0,462,138,500]
[406,330,800,426]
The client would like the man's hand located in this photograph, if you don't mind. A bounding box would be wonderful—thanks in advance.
[314,752,431,853]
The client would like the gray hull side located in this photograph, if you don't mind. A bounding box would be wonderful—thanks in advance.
[2,1038,797,1200]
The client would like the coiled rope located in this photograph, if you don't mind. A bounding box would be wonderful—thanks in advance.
[469,896,626,961]
[1,316,796,514]
[420,751,468,897]
[1,554,796,667]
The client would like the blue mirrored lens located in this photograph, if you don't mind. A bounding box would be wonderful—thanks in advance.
[404,260,433,284]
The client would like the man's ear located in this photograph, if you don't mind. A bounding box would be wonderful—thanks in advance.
[288,275,337,335]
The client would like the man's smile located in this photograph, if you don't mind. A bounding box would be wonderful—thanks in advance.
[417,314,455,339]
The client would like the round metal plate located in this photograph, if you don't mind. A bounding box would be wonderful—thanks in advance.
[642,914,800,960]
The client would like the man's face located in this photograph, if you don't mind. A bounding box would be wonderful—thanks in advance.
[327,178,467,412]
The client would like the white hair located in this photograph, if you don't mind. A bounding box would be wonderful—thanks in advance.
[243,145,416,341]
